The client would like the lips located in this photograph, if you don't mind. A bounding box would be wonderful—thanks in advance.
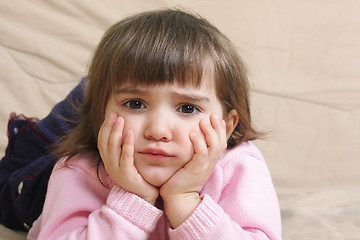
[139,148,173,159]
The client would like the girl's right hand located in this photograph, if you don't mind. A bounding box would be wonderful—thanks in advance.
[98,113,159,205]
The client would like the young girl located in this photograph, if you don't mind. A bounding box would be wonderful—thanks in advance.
[28,9,281,239]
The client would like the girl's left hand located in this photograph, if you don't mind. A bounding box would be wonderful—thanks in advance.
[159,114,227,228]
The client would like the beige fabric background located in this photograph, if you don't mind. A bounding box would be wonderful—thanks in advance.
[1,1,359,239]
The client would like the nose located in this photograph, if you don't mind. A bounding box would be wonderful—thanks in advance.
[144,111,172,142]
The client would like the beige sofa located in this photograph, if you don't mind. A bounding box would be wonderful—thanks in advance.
[1,1,359,239]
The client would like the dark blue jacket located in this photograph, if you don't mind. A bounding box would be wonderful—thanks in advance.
[0,78,85,231]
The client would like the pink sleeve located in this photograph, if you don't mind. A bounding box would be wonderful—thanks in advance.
[169,149,282,239]
[28,164,163,240]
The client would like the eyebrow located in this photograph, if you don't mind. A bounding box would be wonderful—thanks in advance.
[172,92,210,103]
[115,87,210,103]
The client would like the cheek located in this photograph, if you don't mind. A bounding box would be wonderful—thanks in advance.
[177,121,205,157]
[122,116,139,136]
[181,120,202,139]
[110,115,141,147]
[104,96,118,117]
[104,107,113,119]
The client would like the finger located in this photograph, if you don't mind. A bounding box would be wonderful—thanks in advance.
[199,116,220,149]
[108,116,125,150]
[120,130,135,170]
[107,117,125,167]
[210,114,227,148]
[98,113,117,153]
[188,132,209,173]
[189,132,208,158]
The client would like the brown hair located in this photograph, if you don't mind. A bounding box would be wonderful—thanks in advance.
[54,8,261,161]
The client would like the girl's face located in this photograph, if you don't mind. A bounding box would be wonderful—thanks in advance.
[104,76,232,187]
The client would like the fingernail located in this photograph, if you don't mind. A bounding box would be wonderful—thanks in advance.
[126,129,133,137]
[213,114,221,124]
[190,132,196,138]
[109,113,116,119]
[115,116,122,124]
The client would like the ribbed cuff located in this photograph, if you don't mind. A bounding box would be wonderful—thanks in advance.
[107,185,163,232]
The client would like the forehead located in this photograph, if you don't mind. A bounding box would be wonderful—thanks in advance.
[113,64,218,101]
[112,69,217,97]
[115,80,215,99]
[114,60,216,91]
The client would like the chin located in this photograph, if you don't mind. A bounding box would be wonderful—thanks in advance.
[141,170,174,187]
[137,165,179,187]
[146,176,169,187]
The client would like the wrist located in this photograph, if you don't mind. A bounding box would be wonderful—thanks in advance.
[143,195,158,206]
[163,193,202,228]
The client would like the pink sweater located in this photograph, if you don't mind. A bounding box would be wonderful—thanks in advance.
[28,142,281,239]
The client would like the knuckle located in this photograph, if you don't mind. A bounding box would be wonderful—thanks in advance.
[121,151,132,160]
[198,149,209,159]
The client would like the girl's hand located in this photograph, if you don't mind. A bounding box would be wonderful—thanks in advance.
[159,114,227,228]
[98,113,159,205]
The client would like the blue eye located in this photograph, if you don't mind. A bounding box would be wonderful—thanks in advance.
[124,99,145,110]
[178,104,200,115]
